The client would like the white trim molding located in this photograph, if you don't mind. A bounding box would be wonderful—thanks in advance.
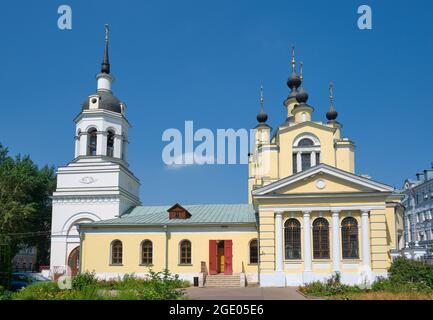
[252,164,395,196]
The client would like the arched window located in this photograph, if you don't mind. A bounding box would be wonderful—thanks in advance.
[313,218,330,259]
[341,217,359,259]
[284,219,301,259]
[179,240,192,265]
[292,135,320,173]
[107,130,115,157]
[141,240,153,265]
[249,239,258,264]
[298,138,314,147]
[87,128,97,156]
[111,240,123,265]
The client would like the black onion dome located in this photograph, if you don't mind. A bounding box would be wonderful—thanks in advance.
[296,87,309,103]
[287,71,301,89]
[326,107,338,121]
[82,91,123,113]
[257,109,268,123]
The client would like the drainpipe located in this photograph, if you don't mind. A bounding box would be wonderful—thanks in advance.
[163,225,168,271]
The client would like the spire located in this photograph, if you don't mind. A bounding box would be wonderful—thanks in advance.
[286,46,301,92]
[326,81,338,121]
[291,46,296,72]
[257,83,268,123]
[101,24,110,74]
[296,61,309,104]
[260,83,264,110]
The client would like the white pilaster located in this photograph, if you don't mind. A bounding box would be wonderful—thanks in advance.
[361,210,371,269]
[331,211,341,272]
[275,212,284,272]
[303,211,313,283]
[296,152,302,173]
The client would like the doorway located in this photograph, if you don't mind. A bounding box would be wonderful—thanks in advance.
[67,247,80,276]
[209,240,233,275]
[217,241,225,273]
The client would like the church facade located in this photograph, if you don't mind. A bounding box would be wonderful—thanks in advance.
[50,29,404,287]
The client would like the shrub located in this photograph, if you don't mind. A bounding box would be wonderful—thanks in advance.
[72,272,98,291]
[299,272,363,297]
[136,270,186,300]
[0,285,11,300]
[12,282,61,300]
[388,257,433,290]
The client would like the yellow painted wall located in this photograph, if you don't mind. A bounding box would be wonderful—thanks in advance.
[248,114,356,197]
[259,205,398,273]
[278,124,336,178]
[80,226,259,276]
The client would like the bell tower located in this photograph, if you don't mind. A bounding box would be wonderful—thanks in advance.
[50,26,141,276]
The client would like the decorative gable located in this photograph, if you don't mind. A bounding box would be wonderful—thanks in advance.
[252,163,394,197]
[167,203,191,220]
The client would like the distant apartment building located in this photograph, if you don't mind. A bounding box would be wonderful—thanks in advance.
[12,246,37,272]
[402,163,433,250]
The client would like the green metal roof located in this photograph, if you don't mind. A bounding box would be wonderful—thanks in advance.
[85,204,257,226]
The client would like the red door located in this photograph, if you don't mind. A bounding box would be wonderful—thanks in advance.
[224,240,233,275]
[209,240,217,275]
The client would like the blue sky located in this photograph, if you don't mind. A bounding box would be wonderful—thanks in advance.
[0,0,432,205]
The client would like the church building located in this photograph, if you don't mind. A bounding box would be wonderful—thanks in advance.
[50,28,404,287]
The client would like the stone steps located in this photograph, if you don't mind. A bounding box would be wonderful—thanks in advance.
[204,274,241,288]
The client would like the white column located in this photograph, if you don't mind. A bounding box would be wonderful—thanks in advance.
[114,135,122,158]
[311,151,316,167]
[100,132,108,156]
[96,132,103,156]
[406,215,411,246]
[74,136,80,158]
[296,152,302,173]
[303,211,312,272]
[79,133,88,156]
[331,211,341,272]
[122,138,128,161]
[275,212,284,272]
[361,210,371,269]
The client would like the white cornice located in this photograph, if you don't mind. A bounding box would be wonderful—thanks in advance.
[258,204,387,212]
[254,191,393,199]
[252,164,394,196]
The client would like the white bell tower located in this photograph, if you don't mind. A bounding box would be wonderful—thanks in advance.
[50,25,141,276]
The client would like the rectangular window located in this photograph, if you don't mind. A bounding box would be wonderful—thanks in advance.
[316,152,320,164]
[292,154,297,173]
[301,153,311,171]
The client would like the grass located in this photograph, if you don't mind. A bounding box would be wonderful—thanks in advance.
[332,291,433,300]
[299,261,433,301]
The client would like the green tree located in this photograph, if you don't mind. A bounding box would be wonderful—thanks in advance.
[0,143,56,268]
